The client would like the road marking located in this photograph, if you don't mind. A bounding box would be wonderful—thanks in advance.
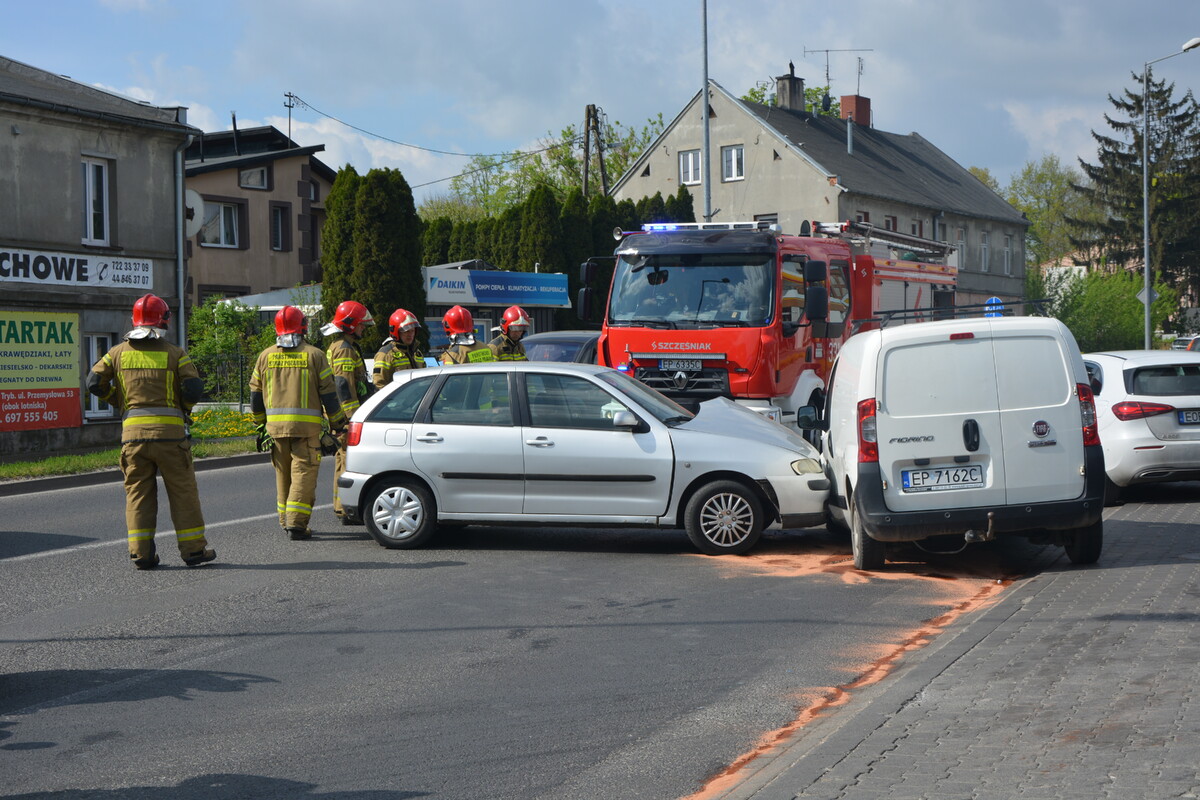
[3,504,334,564]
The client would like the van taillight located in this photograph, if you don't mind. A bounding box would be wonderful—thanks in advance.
[1112,400,1175,421]
[1076,383,1100,446]
[347,421,363,447]
[857,398,879,463]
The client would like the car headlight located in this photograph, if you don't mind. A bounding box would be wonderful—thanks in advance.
[790,458,822,475]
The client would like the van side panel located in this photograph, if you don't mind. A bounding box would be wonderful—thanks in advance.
[992,333,1087,503]
[876,332,1008,512]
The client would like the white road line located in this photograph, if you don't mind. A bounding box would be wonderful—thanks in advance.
[4,503,334,564]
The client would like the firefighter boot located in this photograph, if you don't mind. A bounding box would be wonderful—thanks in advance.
[183,548,216,567]
[132,552,160,570]
[286,527,311,541]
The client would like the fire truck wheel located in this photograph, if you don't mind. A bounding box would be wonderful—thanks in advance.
[850,499,886,571]
[364,477,438,549]
[684,480,763,555]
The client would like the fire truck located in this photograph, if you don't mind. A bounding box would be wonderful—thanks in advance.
[578,219,957,429]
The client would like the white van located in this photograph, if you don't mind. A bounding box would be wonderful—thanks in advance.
[800,316,1105,570]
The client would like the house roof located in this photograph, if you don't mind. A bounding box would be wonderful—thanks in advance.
[185,125,337,182]
[0,54,196,134]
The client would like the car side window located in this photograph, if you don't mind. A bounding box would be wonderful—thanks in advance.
[1084,361,1102,395]
[429,373,513,426]
[526,373,628,430]
[368,375,436,423]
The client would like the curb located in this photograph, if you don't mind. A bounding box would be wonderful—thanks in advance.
[0,450,269,497]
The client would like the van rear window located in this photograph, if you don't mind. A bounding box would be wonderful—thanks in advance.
[882,338,998,416]
[1131,364,1200,396]
[993,336,1072,409]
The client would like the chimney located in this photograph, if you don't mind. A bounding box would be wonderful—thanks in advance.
[776,61,805,112]
[840,95,872,127]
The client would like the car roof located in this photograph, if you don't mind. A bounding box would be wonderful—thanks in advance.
[523,330,600,343]
[397,361,612,377]
[1084,350,1200,365]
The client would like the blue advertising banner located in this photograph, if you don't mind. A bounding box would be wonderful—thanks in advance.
[423,268,570,308]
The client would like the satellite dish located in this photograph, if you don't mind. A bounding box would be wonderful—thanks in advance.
[184,189,204,238]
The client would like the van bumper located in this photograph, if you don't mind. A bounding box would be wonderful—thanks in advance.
[855,447,1106,542]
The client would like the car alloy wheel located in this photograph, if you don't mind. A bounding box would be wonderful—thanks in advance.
[685,479,762,555]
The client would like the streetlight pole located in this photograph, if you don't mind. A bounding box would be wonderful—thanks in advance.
[1142,37,1200,349]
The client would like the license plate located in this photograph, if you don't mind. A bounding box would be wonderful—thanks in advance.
[660,359,702,371]
[902,464,984,492]
[1180,409,1200,425]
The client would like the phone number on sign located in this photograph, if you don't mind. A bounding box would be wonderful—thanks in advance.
[4,410,58,424]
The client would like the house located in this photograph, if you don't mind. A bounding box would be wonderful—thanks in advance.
[184,125,336,306]
[611,68,1029,306]
[0,54,198,457]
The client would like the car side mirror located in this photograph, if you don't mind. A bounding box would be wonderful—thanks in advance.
[796,404,826,431]
[611,410,644,431]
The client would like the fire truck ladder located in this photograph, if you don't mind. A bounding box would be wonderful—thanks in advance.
[810,220,956,260]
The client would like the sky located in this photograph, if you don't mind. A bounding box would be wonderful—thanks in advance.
[4,0,1199,208]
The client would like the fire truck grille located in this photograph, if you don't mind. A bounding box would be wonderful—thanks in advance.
[635,367,730,399]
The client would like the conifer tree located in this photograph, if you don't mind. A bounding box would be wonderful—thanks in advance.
[517,184,564,273]
[421,216,452,266]
[320,166,360,324]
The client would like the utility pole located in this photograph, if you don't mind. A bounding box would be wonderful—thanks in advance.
[581,105,610,197]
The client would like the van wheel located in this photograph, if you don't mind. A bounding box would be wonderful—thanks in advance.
[1064,519,1103,565]
[850,501,886,570]
[364,479,437,550]
[1103,475,1123,506]
[685,480,763,555]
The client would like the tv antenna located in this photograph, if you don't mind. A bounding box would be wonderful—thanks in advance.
[803,47,873,110]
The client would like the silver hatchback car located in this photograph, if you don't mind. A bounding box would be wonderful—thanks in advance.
[338,362,829,554]
[1084,350,1200,502]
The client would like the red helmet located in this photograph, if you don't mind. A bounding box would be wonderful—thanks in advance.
[443,305,474,337]
[132,294,171,328]
[500,305,531,335]
[389,308,420,340]
[275,306,307,336]
[331,300,374,333]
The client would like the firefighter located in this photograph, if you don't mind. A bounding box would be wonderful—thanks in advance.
[322,300,374,523]
[250,306,347,541]
[488,305,531,361]
[439,305,495,365]
[87,293,215,570]
[373,308,425,388]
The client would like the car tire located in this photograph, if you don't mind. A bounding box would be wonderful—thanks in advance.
[1064,519,1103,565]
[1103,475,1124,507]
[684,480,763,555]
[363,478,437,550]
[849,499,886,571]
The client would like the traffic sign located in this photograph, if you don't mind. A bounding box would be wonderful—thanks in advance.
[984,296,1005,317]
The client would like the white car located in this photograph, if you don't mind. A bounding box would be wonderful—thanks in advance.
[337,362,829,555]
[1083,350,1200,502]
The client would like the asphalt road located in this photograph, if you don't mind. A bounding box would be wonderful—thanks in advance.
[0,460,1060,799]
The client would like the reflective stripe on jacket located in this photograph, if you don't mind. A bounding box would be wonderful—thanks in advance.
[250,343,344,437]
[88,339,198,442]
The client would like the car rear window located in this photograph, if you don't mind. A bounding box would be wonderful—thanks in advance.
[526,340,583,362]
[881,338,998,416]
[1130,364,1200,396]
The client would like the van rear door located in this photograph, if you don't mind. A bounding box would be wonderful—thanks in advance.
[875,320,1008,512]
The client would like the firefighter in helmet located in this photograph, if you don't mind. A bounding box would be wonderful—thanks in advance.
[489,305,531,361]
[250,306,347,540]
[440,305,495,365]
[322,300,374,522]
[86,293,215,570]
[373,308,425,388]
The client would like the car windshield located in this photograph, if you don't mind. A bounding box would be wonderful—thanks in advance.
[594,369,695,424]
[526,339,584,362]
[1130,364,1200,396]
[607,253,773,329]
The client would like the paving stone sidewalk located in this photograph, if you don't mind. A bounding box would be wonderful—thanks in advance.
[723,491,1200,800]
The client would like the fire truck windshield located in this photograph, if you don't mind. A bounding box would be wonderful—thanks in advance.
[607,254,774,329]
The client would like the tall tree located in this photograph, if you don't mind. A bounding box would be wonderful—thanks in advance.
[1004,154,1102,268]
[969,166,1001,193]
[1072,71,1200,300]
[320,166,361,324]
[518,184,564,273]
[421,216,452,267]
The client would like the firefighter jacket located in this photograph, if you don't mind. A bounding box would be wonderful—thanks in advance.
[441,341,496,365]
[326,335,373,417]
[488,334,527,361]
[249,343,346,437]
[372,339,425,388]
[87,337,203,443]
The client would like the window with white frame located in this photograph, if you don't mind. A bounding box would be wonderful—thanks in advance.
[679,150,701,185]
[239,166,268,189]
[980,231,990,272]
[1003,235,1013,275]
[200,202,239,247]
[84,334,116,419]
[956,227,966,270]
[884,216,897,231]
[855,211,870,223]
[270,204,290,251]
[81,158,109,245]
[721,145,744,181]
[910,219,923,237]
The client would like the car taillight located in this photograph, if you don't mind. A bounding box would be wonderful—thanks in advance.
[1111,400,1175,421]
[347,421,363,447]
[857,397,878,463]
[1076,383,1100,446]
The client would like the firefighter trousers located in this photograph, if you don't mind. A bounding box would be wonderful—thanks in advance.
[332,431,348,517]
[120,439,208,560]
[271,435,321,532]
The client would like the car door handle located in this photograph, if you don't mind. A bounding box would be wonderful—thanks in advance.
[525,437,554,447]
[962,419,980,452]
[416,433,444,443]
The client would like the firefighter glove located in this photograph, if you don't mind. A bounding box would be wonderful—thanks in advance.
[255,424,274,453]
[319,431,340,456]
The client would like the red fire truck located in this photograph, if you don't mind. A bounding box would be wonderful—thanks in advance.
[578,219,957,429]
